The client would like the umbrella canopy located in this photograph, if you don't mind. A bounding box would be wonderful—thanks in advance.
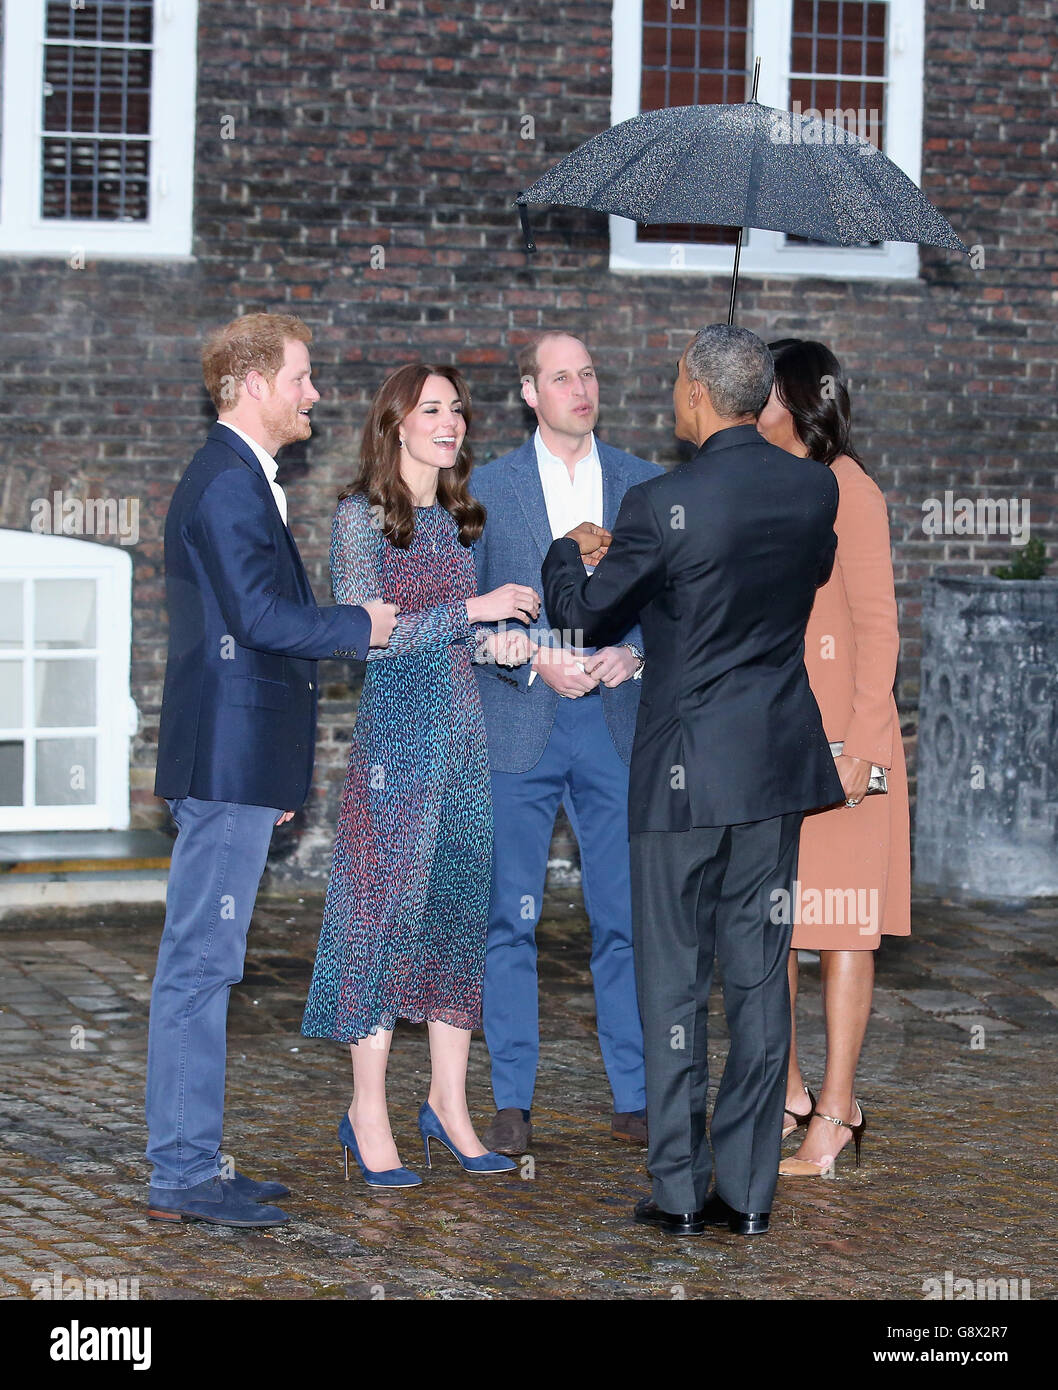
[517,101,967,253]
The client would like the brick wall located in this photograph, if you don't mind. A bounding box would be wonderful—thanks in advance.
[1,0,1054,883]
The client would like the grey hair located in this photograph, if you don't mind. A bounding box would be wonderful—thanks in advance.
[685,324,775,419]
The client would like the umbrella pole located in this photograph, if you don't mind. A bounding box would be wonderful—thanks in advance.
[727,229,744,325]
[727,57,761,325]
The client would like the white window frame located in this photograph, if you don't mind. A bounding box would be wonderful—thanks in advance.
[610,0,925,279]
[0,530,137,831]
[0,0,198,258]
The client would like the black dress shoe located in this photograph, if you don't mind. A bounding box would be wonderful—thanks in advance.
[633,1195,706,1236]
[701,1191,770,1236]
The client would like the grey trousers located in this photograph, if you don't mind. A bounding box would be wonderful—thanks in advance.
[630,812,803,1215]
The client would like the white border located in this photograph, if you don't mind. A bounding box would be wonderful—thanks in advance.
[0,0,198,258]
[0,530,135,831]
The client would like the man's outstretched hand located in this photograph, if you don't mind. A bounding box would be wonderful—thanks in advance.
[565,522,612,566]
[363,599,399,648]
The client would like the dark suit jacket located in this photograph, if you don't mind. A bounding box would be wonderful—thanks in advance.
[542,424,845,832]
[469,437,661,773]
[154,423,371,809]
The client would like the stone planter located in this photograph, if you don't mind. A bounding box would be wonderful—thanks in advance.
[916,576,1058,902]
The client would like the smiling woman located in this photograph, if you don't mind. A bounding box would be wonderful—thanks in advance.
[303,361,538,1184]
[341,362,486,550]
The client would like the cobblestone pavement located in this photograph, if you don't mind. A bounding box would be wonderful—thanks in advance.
[0,891,1055,1301]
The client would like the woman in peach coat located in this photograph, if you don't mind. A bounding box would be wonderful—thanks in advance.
[758,339,911,1177]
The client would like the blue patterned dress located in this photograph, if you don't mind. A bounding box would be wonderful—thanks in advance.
[302,493,492,1042]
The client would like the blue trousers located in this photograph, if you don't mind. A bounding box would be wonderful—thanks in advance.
[483,695,646,1114]
[145,796,281,1189]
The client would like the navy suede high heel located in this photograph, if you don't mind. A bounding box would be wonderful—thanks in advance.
[418,1101,517,1174]
[338,1112,421,1188]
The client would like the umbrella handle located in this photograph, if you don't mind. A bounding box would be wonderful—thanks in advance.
[518,201,538,257]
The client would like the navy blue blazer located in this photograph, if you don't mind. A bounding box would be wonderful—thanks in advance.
[469,436,662,774]
[154,423,371,809]
[543,424,844,832]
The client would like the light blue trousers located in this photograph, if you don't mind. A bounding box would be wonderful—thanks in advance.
[145,796,281,1188]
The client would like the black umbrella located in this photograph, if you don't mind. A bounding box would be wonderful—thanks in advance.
[517,60,967,322]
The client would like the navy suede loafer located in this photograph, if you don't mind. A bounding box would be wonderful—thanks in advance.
[226,1170,291,1202]
[147,1176,290,1227]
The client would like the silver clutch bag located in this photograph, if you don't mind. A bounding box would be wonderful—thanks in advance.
[829,741,888,795]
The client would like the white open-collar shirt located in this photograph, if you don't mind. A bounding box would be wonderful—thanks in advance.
[534,426,603,538]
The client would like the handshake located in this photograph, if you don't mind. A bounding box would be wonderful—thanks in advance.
[468,521,637,697]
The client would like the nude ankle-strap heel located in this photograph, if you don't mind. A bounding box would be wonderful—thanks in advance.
[778,1102,866,1177]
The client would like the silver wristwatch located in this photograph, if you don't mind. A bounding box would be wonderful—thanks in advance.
[624,643,645,679]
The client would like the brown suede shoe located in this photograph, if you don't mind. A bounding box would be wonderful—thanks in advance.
[482,1108,532,1155]
[612,1111,648,1145]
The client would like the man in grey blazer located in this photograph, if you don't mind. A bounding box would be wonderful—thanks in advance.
[469,331,661,1153]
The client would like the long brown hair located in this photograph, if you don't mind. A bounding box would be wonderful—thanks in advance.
[342,363,485,549]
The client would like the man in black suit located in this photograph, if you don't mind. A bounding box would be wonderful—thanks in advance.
[542,324,843,1236]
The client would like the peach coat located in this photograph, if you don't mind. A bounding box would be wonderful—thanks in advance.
[794,455,911,950]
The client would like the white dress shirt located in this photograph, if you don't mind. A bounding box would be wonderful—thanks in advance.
[217,420,288,525]
[534,427,603,539]
[528,428,642,683]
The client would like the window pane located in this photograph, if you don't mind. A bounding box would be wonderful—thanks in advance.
[642,0,750,111]
[35,737,96,806]
[864,36,886,78]
[34,659,96,727]
[42,136,151,221]
[0,664,22,727]
[668,71,697,105]
[0,584,22,647]
[788,77,885,144]
[40,0,154,223]
[814,1,841,36]
[46,1,154,46]
[0,742,24,806]
[670,26,697,69]
[43,43,153,136]
[35,579,97,649]
[814,37,839,71]
[787,0,887,150]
